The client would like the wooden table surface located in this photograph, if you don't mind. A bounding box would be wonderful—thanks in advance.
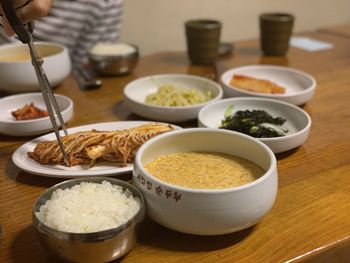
[318,23,350,38]
[1,31,350,263]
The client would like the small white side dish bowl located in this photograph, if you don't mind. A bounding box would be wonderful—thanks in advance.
[33,177,145,263]
[124,74,223,122]
[221,65,316,105]
[0,92,73,136]
[133,128,278,235]
[0,42,71,93]
[198,97,311,153]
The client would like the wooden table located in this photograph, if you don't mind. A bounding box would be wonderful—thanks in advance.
[1,31,350,262]
[318,23,350,38]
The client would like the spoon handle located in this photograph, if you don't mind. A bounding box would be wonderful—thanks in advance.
[72,66,102,90]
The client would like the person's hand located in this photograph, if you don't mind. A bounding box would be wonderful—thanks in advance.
[1,0,54,36]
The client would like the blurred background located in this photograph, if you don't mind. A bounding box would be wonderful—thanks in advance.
[120,0,350,55]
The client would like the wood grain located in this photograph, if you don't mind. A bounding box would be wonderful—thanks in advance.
[318,23,350,39]
[1,31,350,262]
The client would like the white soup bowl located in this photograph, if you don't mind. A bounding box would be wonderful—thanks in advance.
[0,42,71,93]
[133,128,278,235]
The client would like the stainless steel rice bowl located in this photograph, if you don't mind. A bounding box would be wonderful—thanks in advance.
[33,177,145,263]
[88,42,139,76]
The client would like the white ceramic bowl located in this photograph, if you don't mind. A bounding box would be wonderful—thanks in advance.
[124,74,223,122]
[0,42,71,93]
[133,128,278,235]
[221,65,316,105]
[198,97,311,153]
[0,92,73,136]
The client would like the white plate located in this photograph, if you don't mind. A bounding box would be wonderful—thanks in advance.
[221,65,316,105]
[0,92,73,136]
[123,74,223,122]
[12,121,180,178]
[198,97,311,153]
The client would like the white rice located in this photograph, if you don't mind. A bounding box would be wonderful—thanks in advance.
[90,43,136,56]
[36,181,141,233]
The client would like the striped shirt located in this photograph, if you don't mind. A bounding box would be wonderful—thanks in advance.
[33,0,123,66]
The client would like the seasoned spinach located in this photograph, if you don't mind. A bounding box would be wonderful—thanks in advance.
[220,105,288,138]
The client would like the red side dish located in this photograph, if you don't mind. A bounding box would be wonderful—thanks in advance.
[12,103,49,120]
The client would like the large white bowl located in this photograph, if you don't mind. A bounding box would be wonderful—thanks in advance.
[0,42,71,93]
[133,128,278,235]
[221,65,316,105]
[124,74,223,122]
[0,92,73,136]
[198,97,311,153]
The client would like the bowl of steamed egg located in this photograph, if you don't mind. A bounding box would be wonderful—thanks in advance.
[133,128,278,235]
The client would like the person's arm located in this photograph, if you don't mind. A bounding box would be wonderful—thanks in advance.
[0,0,53,36]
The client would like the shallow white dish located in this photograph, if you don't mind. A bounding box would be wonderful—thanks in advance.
[221,65,316,105]
[0,92,73,136]
[12,121,180,178]
[0,42,71,93]
[124,74,223,122]
[198,97,311,153]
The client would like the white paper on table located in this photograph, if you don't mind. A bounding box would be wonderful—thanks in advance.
[290,37,334,51]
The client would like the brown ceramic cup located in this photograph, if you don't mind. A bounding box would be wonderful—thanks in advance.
[259,13,294,56]
[185,19,221,64]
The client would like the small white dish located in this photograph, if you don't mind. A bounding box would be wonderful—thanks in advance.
[124,74,223,122]
[221,65,316,105]
[198,97,311,153]
[0,92,73,136]
[12,121,181,178]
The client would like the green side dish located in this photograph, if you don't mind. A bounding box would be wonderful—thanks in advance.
[220,105,288,138]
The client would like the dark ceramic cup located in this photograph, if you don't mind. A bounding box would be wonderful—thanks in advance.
[259,13,294,56]
[185,19,221,64]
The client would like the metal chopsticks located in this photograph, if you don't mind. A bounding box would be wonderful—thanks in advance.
[27,39,69,165]
[0,0,69,165]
